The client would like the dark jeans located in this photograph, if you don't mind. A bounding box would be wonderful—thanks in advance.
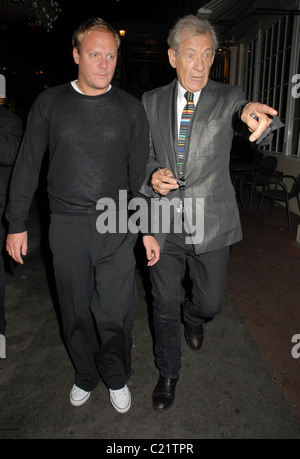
[150,230,230,378]
[49,213,138,391]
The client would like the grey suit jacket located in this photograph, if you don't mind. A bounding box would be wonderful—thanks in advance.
[139,78,247,254]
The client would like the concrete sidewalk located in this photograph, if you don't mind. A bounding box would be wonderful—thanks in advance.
[0,205,300,439]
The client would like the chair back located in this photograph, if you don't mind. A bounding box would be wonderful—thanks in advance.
[254,155,277,185]
[252,152,264,165]
[290,174,300,199]
[258,155,277,171]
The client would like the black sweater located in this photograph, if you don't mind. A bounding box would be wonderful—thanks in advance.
[6,83,150,233]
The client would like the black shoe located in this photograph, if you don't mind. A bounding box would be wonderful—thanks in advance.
[152,375,179,412]
[184,323,204,351]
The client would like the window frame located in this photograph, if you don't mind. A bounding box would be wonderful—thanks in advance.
[243,11,300,159]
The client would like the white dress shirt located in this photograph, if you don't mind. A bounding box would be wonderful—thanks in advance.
[177,82,201,136]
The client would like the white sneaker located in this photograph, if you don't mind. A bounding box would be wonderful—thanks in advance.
[109,385,131,413]
[0,334,6,359]
[70,384,91,407]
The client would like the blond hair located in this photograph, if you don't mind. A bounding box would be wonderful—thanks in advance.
[72,17,121,52]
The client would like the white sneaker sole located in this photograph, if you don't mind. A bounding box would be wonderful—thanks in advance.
[110,397,131,413]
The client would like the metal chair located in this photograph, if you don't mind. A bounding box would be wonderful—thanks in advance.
[253,174,300,233]
[239,155,277,214]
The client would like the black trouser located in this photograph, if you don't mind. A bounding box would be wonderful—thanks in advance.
[49,213,138,391]
[0,208,6,336]
[150,230,230,379]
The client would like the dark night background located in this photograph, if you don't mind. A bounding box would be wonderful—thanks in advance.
[0,0,204,119]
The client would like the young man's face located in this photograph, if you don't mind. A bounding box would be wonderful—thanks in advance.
[73,30,118,95]
[168,33,215,93]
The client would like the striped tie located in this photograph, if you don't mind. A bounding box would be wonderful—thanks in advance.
[178,91,195,176]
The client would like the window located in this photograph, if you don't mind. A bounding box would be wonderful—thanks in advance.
[244,14,299,157]
[290,29,300,158]
[245,40,257,102]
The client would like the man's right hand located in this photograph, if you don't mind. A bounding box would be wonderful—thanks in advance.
[6,232,28,264]
[151,168,179,196]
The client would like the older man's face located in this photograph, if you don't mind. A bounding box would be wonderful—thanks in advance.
[168,33,215,93]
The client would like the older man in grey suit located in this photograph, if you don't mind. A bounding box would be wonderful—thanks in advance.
[139,15,279,412]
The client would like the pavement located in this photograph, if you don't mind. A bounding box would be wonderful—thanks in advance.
[1,200,300,440]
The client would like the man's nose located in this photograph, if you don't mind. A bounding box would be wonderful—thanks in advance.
[194,56,205,71]
[98,56,108,68]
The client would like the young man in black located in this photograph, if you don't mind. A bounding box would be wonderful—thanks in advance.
[6,18,159,413]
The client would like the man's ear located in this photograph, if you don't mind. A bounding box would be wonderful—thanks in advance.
[168,48,177,69]
[73,47,80,65]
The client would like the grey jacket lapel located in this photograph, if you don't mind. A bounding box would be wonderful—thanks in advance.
[185,80,220,170]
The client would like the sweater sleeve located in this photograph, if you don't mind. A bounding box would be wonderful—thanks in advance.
[137,92,161,199]
[127,102,153,235]
[6,92,50,233]
[127,103,151,199]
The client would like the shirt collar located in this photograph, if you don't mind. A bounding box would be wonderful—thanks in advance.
[177,81,201,105]
[71,80,112,95]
